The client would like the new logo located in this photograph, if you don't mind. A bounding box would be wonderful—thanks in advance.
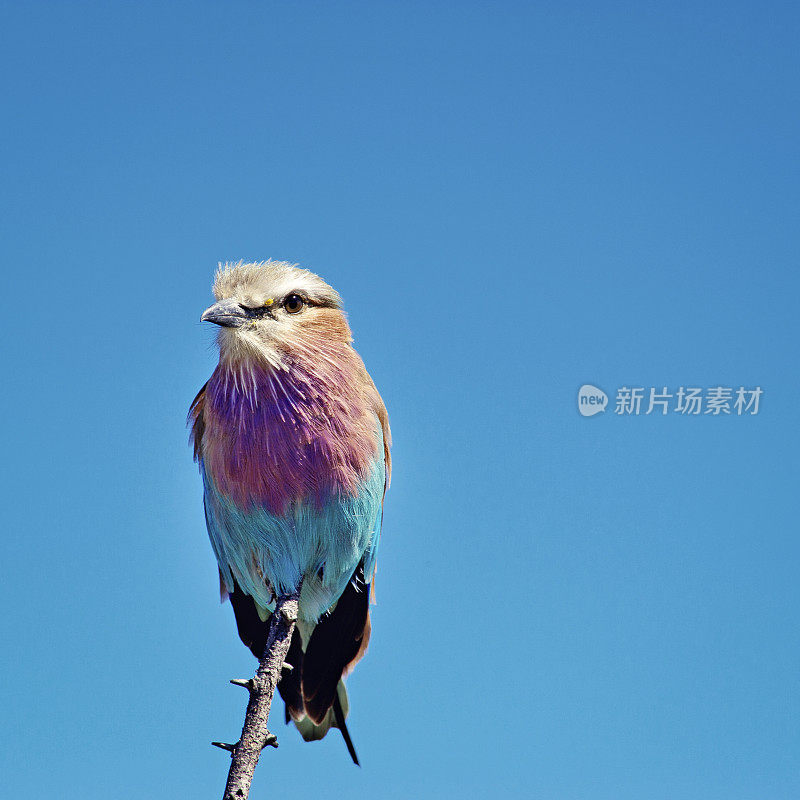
[578,384,608,417]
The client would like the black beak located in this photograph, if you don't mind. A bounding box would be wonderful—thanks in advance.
[201,299,249,328]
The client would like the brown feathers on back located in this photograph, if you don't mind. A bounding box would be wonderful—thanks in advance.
[188,382,207,461]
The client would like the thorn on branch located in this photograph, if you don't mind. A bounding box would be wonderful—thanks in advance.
[212,741,237,754]
[262,732,279,749]
[230,678,254,690]
[281,662,293,672]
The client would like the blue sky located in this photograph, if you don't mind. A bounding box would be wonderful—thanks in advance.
[1,3,798,798]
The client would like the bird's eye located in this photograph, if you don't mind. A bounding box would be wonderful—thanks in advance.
[284,294,305,314]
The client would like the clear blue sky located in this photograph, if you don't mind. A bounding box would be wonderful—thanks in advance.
[2,3,798,798]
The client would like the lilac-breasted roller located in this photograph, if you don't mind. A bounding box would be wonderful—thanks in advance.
[189,261,391,764]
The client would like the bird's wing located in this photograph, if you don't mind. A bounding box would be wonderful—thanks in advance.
[367,377,392,495]
[188,381,207,462]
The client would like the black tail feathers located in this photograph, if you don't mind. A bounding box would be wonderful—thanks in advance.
[226,566,370,765]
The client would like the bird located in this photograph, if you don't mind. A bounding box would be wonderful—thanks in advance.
[189,260,391,765]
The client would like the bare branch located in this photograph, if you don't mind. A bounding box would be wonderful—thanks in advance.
[216,591,300,800]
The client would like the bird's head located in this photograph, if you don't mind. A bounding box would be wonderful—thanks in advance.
[201,260,350,370]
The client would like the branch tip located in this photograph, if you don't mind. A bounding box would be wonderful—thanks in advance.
[281,607,298,624]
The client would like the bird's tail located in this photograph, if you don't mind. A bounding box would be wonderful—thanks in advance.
[227,564,370,766]
[289,679,359,764]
